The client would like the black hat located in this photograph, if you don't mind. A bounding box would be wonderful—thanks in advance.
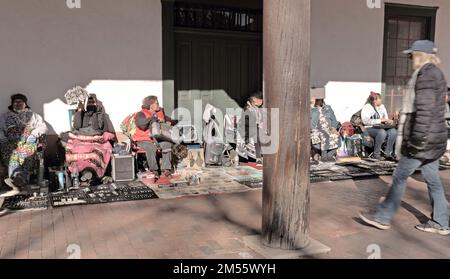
[9,93,30,110]
[11,93,28,103]
[250,91,263,100]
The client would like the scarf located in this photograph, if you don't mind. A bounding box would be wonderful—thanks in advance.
[395,62,431,158]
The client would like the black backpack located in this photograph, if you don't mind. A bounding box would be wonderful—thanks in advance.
[350,109,364,134]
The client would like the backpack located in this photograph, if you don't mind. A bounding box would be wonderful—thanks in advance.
[339,122,355,138]
[120,112,138,138]
[350,109,364,134]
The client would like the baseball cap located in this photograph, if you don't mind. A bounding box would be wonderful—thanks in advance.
[403,40,437,54]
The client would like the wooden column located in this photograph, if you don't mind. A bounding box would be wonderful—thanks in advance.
[262,0,311,250]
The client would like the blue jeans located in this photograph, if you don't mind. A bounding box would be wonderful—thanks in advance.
[375,157,449,229]
[366,128,397,156]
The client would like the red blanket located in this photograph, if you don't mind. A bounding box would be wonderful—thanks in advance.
[65,132,114,178]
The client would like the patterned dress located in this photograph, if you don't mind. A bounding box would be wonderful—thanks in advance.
[311,108,339,151]
[0,110,47,177]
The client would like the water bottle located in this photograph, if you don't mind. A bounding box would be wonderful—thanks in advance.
[72,165,80,189]
[57,171,65,191]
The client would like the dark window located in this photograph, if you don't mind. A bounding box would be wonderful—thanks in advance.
[174,2,262,33]
[382,4,437,114]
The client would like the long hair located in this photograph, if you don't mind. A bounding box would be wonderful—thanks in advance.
[413,51,442,69]
[366,92,381,106]
[314,99,325,108]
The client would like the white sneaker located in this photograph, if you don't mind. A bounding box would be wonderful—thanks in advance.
[0,178,20,197]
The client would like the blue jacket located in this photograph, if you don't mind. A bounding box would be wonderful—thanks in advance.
[311,105,338,130]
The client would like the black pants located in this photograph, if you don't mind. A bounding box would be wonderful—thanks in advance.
[137,141,173,171]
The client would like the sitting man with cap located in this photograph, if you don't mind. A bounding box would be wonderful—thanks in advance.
[132,96,174,179]
[0,94,48,197]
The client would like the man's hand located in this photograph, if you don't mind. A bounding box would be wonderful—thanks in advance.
[330,128,339,135]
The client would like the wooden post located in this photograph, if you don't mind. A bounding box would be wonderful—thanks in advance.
[262,0,311,250]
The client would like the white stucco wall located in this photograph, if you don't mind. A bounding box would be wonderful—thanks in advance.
[311,0,450,122]
[0,0,163,134]
[2,0,449,130]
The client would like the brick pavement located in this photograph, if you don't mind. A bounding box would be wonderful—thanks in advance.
[1,171,450,259]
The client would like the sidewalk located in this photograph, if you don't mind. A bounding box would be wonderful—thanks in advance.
[1,170,450,259]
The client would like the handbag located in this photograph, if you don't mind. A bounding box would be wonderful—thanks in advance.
[151,121,179,143]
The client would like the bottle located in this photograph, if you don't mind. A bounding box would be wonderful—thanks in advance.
[57,171,65,191]
[72,165,80,189]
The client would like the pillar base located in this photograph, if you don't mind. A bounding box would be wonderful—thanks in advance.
[243,235,331,259]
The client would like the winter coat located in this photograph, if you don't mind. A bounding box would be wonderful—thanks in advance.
[361,104,389,127]
[0,109,48,142]
[401,63,448,162]
[311,105,338,130]
[73,110,105,136]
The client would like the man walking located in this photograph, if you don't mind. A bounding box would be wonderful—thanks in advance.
[360,40,450,235]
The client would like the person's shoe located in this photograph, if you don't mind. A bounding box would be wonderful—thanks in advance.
[80,170,93,182]
[151,171,160,179]
[415,221,450,236]
[0,179,20,198]
[383,152,398,162]
[373,153,384,161]
[359,211,391,230]
[163,170,173,179]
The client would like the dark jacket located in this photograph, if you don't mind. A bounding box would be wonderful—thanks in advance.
[73,110,105,135]
[402,63,448,162]
[311,105,338,130]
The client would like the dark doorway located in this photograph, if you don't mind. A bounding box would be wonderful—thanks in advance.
[382,4,437,114]
[162,0,263,121]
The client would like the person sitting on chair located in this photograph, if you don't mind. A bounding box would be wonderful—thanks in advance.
[73,94,105,136]
[310,98,340,162]
[65,94,114,184]
[0,94,48,197]
[361,92,397,160]
[133,96,173,179]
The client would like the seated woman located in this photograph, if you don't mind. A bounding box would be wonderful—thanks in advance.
[310,98,339,162]
[64,94,114,184]
[133,96,174,179]
[361,92,397,160]
[237,91,264,165]
[0,94,48,197]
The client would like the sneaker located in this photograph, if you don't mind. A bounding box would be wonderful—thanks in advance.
[415,221,450,236]
[0,178,20,198]
[359,211,391,230]
[13,174,27,188]
[373,154,384,161]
